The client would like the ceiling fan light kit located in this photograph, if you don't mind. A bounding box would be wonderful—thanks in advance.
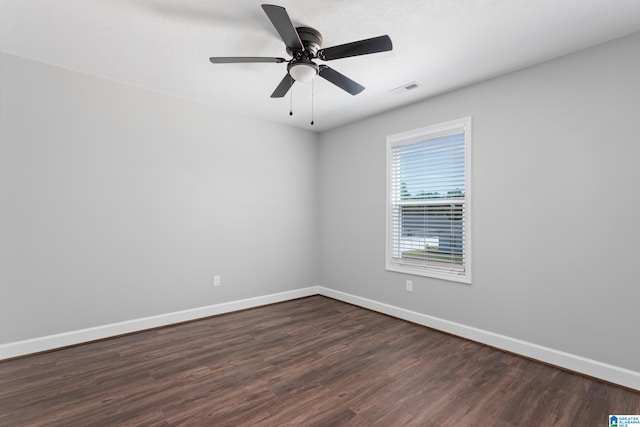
[288,60,318,83]
[209,4,393,98]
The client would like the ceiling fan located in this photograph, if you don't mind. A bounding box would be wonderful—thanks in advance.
[209,4,393,98]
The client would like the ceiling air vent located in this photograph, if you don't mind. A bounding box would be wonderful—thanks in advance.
[390,81,422,95]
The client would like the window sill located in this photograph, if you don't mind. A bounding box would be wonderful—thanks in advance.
[386,263,471,284]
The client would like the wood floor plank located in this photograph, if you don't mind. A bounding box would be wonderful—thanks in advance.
[0,296,638,426]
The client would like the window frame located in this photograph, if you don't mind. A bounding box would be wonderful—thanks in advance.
[385,117,472,284]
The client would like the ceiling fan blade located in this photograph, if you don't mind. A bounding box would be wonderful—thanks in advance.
[271,73,295,98]
[209,57,287,64]
[318,65,364,95]
[261,4,304,51]
[317,35,392,61]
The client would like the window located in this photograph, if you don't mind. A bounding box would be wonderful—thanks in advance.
[386,117,471,283]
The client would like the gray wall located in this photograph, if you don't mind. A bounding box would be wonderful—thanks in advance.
[318,32,640,372]
[0,53,318,343]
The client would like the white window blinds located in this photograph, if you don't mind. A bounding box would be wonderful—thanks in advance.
[386,118,471,283]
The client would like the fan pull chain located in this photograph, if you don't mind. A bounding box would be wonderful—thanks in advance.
[289,75,293,116]
[310,79,314,126]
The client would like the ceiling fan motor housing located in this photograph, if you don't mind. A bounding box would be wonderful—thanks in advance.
[286,26,323,56]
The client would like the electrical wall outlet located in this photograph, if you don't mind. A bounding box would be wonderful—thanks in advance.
[405,280,413,292]
[213,275,221,287]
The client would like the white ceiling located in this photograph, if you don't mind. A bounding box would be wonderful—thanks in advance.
[2,0,640,132]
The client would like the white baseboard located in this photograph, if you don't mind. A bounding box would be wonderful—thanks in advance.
[318,286,640,392]
[0,286,319,360]
[3,284,639,392]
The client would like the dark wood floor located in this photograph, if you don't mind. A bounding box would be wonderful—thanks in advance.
[1,296,638,426]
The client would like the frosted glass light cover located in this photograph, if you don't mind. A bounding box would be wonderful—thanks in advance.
[289,63,317,82]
